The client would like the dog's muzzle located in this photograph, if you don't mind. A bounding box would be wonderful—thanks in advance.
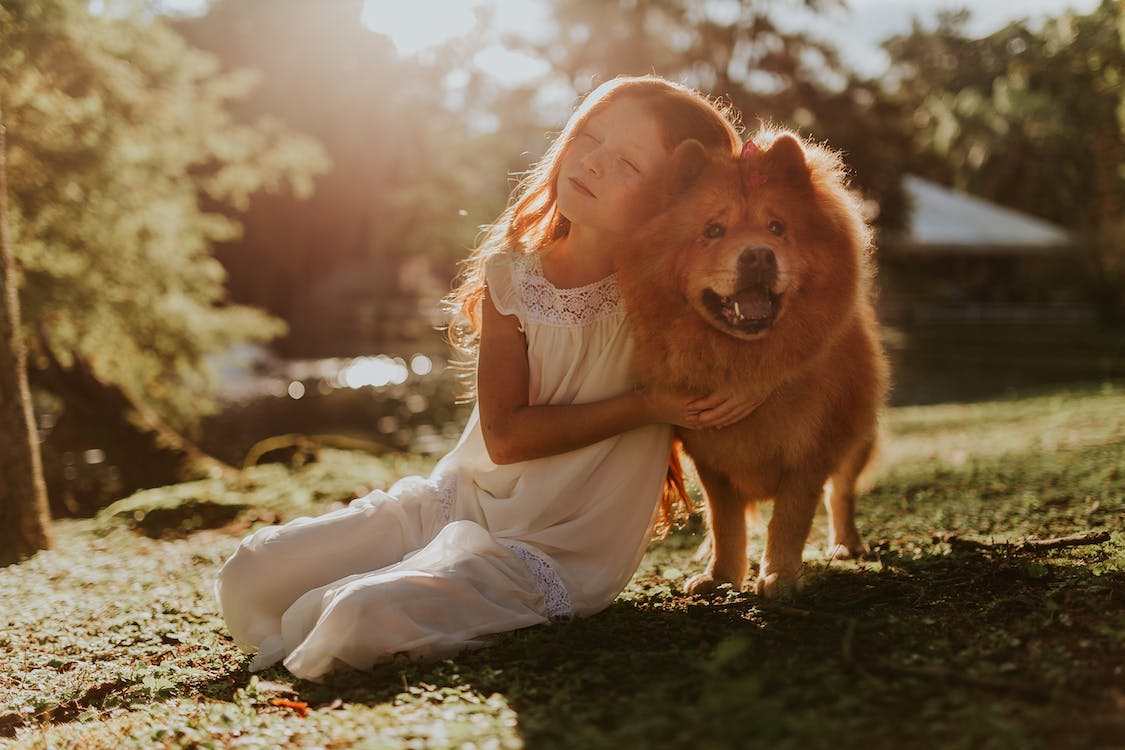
[701,246,781,334]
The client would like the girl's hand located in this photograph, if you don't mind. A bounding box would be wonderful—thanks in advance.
[686,388,768,430]
[639,385,768,430]
[637,385,707,430]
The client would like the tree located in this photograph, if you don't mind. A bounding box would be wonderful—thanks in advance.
[0,105,53,564]
[884,2,1124,228]
[175,0,517,355]
[508,0,912,231]
[882,0,1125,319]
[0,0,329,502]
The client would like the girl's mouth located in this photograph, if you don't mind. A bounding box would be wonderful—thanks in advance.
[569,177,595,198]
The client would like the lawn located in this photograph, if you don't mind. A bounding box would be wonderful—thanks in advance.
[1,383,1123,749]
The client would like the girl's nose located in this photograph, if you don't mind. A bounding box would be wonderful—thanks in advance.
[581,148,604,177]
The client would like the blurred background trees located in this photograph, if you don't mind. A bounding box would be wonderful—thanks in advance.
[2,0,1121,520]
[882,0,1125,321]
[520,0,913,230]
[1,0,323,424]
[174,0,517,357]
[1,0,324,511]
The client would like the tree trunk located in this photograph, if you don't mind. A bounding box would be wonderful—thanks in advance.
[0,106,53,565]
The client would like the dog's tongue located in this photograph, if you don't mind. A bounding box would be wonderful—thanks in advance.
[730,287,772,320]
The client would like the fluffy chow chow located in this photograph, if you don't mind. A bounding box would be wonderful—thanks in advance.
[618,128,890,598]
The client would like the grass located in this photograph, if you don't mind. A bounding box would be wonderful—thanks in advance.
[2,382,1123,749]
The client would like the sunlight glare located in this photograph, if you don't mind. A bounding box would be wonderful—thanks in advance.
[473,46,550,86]
[342,355,410,389]
[410,354,434,376]
[362,0,481,55]
[362,0,553,87]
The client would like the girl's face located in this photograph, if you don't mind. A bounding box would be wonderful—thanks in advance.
[556,98,668,235]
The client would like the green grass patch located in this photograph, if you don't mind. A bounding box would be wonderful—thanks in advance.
[2,384,1123,749]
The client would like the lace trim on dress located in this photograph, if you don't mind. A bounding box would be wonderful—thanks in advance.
[500,540,574,620]
[430,471,572,619]
[433,471,458,524]
[514,253,621,327]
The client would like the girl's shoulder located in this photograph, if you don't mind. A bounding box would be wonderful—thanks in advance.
[483,251,533,320]
[486,251,621,328]
[484,250,537,279]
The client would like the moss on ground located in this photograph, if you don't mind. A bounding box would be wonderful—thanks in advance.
[1,384,1122,749]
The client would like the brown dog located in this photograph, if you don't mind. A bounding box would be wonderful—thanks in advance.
[618,128,889,598]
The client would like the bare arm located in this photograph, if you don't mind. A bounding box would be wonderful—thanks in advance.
[477,288,701,465]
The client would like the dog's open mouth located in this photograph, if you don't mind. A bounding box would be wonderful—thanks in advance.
[702,286,780,334]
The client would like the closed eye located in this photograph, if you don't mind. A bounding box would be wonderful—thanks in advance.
[703,222,726,239]
[620,157,640,173]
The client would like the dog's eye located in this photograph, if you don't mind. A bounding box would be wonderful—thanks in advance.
[703,222,726,239]
[768,220,785,237]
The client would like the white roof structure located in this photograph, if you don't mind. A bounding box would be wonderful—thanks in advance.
[897,175,1073,255]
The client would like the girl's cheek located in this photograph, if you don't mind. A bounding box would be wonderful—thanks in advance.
[620,178,665,226]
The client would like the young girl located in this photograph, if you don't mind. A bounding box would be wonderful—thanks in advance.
[216,75,755,680]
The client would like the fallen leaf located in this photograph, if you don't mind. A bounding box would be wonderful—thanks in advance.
[269,697,309,717]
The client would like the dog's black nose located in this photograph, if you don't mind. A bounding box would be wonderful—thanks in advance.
[738,246,776,275]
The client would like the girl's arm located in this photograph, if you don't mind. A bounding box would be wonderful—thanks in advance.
[478,288,705,465]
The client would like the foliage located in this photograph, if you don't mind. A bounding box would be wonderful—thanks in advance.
[883,1,1124,232]
[173,0,523,356]
[0,0,328,426]
[511,0,912,231]
[1081,214,1125,324]
[0,103,53,563]
[879,1,1125,322]
[170,0,922,358]
[1,383,1122,748]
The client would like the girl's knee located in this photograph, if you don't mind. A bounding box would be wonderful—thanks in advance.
[215,528,281,605]
[324,573,436,624]
[214,543,255,609]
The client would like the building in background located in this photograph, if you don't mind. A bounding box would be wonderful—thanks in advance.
[880,176,1079,322]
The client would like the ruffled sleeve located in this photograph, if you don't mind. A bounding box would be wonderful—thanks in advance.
[484,252,525,324]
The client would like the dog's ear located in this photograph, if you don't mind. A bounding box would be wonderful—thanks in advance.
[666,139,709,197]
[764,134,811,189]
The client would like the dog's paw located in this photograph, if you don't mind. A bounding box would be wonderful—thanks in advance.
[753,569,803,599]
[827,541,868,561]
[685,573,730,596]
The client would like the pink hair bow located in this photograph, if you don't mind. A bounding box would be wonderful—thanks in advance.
[741,140,767,187]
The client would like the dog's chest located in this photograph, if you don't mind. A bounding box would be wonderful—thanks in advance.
[678,424,786,493]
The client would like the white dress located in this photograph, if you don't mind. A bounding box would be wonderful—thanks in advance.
[215,252,673,679]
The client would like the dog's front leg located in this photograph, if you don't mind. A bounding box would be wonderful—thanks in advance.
[756,478,822,598]
[685,466,747,595]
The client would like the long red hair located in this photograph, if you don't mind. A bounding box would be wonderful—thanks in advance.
[445,75,744,534]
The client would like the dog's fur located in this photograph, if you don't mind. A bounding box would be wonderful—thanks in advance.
[617,128,889,597]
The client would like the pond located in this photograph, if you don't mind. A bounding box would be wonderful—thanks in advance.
[199,347,475,467]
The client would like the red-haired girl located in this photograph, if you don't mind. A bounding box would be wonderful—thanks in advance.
[216,75,756,679]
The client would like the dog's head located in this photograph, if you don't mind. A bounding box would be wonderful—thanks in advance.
[629,128,872,343]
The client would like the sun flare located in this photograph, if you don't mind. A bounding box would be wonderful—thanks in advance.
[361,0,482,55]
[361,0,551,86]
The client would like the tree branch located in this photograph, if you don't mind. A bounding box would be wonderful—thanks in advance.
[936,531,1111,553]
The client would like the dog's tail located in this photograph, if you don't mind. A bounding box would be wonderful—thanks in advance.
[653,438,694,539]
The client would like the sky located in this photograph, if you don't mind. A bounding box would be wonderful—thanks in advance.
[783,0,1103,75]
[358,0,1102,83]
[156,0,1103,83]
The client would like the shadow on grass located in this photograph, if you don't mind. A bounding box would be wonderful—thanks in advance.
[239,549,1123,750]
